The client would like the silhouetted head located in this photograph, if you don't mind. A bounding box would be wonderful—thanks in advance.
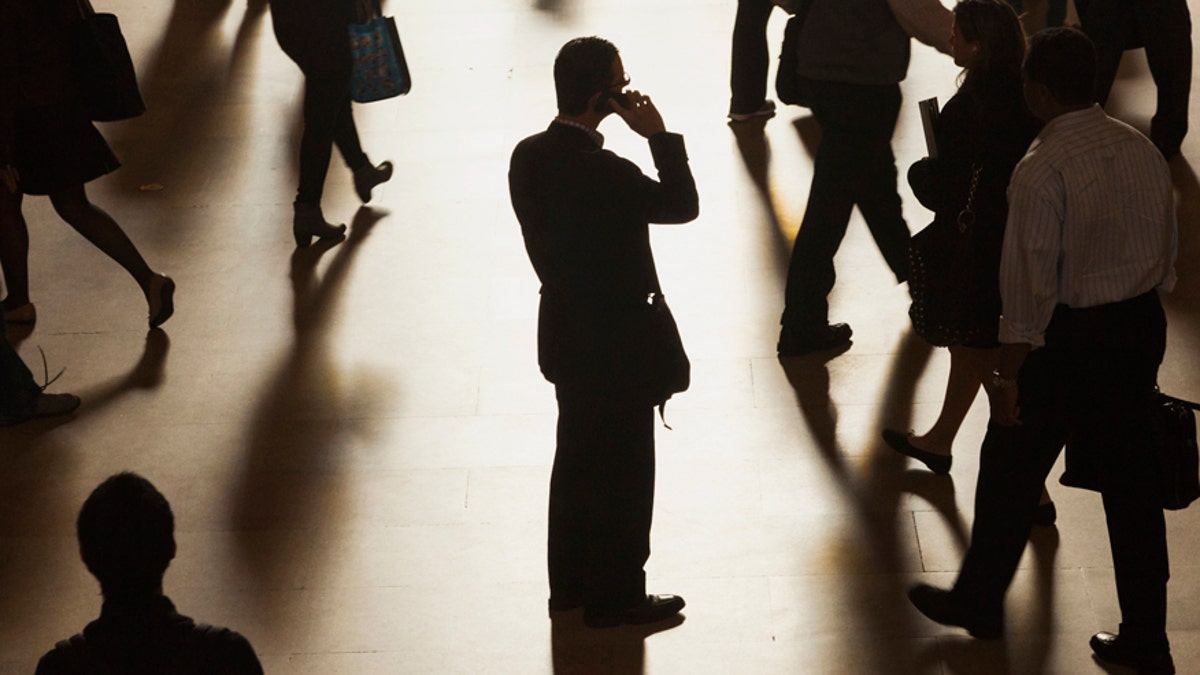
[77,472,176,598]
[1023,27,1097,114]
[952,0,1026,88]
[553,37,624,117]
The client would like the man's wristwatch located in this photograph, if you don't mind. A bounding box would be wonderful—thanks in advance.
[992,371,1017,390]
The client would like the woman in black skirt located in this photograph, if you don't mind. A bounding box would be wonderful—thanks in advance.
[0,0,174,328]
[881,0,1056,520]
[269,0,393,247]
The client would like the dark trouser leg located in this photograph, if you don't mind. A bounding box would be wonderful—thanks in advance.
[1139,0,1192,154]
[1080,0,1133,105]
[1102,459,1169,646]
[0,188,30,307]
[0,321,38,418]
[296,69,362,205]
[729,0,775,115]
[951,399,1064,622]
[782,81,904,328]
[332,85,369,172]
[551,384,655,612]
[853,87,909,283]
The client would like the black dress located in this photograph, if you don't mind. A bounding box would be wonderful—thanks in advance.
[907,82,1040,348]
[5,0,120,195]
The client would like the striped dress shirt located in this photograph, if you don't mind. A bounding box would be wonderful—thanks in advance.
[998,104,1177,347]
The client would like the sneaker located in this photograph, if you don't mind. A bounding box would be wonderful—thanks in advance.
[728,100,776,122]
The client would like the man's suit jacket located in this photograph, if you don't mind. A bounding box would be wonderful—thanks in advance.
[508,123,698,391]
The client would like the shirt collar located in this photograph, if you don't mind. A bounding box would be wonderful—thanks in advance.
[552,117,604,148]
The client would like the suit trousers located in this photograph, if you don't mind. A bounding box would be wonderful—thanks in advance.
[729,0,776,115]
[951,291,1169,647]
[1080,0,1192,153]
[781,79,909,330]
[549,383,655,612]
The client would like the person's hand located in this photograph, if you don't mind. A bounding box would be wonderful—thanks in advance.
[989,383,1021,427]
[1,165,17,195]
[609,90,667,139]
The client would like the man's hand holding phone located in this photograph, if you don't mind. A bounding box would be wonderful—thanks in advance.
[609,90,666,139]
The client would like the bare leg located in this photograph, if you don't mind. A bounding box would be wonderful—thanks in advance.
[0,188,30,308]
[910,345,984,455]
[48,183,155,295]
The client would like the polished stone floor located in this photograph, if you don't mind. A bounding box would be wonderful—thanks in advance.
[3,0,1200,673]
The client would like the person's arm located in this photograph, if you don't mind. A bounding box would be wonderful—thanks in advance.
[610,91,699,225]
[990,168,1062,425]
[888,0,953,55]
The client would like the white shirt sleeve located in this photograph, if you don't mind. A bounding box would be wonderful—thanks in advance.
[998,169,1063,348]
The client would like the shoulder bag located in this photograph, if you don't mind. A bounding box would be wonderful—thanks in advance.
[907,163,990,347]
[349,0,412,103]
[69,0,146,121]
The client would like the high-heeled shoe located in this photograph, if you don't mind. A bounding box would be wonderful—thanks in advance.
[3,302,36,324]
[293,203,346,248]
[882,429,952,475]
[147,274,175,328]
[354,160,393,203]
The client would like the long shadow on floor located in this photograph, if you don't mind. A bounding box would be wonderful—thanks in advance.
[230,208,390,639]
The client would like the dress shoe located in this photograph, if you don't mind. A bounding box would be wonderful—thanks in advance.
[1090,631,1175,674]
[777,323,852,357]
[293,203,347,248]
[908,584,1003,639]
[146,274,175,329]
[583,594,685,629]
[0,392,81,426]
[354,160,393,203]
[882,429,951,475]
[3,302,35,324]
[1033,501,1057,527]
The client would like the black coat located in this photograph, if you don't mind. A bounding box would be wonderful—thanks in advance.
[508,123,698,390]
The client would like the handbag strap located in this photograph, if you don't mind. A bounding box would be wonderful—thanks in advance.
[956,163,982,233]
[76,0,96,19]
[354,0,382,22]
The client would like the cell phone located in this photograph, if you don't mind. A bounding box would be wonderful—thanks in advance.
[594,90,631,113]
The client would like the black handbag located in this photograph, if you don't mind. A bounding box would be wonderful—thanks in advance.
[907,163,991,347]
[1152,392,1200,510]
[1060,391,1200,511]
[69,0,146,122]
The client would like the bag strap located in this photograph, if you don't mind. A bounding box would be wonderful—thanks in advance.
[354,0,382,22]
[955,163,982,233]
[76,0,96,19]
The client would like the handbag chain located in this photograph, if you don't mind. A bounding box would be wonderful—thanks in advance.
[957,163,982,233]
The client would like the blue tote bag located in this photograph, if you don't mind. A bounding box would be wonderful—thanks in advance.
[349,0,411,103]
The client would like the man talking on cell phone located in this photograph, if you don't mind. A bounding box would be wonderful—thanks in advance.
[508,37,699,629]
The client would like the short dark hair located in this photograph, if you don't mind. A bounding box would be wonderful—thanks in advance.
[77,472,175,597]
[1023,27,1097,106]
[553,37,618,116]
